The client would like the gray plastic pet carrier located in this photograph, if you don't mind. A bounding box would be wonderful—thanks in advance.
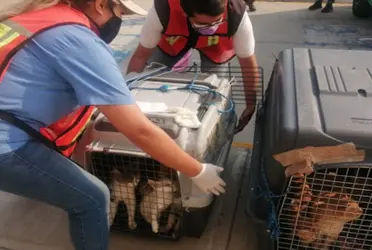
[79,65,264,240]
[247,48,372,250]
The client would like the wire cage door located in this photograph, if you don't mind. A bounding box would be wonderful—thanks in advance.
[87,150,183,240]
[277,162,372,250]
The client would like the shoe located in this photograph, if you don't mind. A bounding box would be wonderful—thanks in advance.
[321,3,333,13]
[308,1,322,10]
[248,4,256,12]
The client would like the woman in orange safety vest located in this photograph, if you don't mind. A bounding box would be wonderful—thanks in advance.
[0,1,226,249]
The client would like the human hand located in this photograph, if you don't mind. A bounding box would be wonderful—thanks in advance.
[190,163,226,195]
[234,105,256,134]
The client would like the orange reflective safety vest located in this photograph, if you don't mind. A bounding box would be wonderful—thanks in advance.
[155,0,246,64]
[0,4,98,157]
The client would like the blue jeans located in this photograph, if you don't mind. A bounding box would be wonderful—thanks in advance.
[0,141,110,250]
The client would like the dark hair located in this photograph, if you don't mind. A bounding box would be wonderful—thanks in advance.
[180,0,225,17]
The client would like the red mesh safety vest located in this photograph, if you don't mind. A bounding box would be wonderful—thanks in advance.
[0,4,98,157]
[156,0,246,64]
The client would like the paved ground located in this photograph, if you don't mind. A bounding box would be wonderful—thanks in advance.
[1,1,372,250]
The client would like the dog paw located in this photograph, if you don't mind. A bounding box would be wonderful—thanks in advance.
[128,221,137,230]
[152,222,159,233]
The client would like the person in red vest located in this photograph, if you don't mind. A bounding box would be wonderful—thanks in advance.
[308,0,334,13]
[127,0,260,133]
[244,0,256,12]
[0,1,226,249]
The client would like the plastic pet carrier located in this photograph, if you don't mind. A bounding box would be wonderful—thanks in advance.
[81,65,263,240]
[247,48,372,250]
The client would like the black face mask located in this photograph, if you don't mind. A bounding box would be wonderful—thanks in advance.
[98,15,122,44]
[94,0,122,44]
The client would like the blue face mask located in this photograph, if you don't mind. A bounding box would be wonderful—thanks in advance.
[98,0,122,44]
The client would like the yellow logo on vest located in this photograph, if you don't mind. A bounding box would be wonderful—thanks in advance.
[0,23,20,48]
[166,36,180,46]
[207,36,219,46]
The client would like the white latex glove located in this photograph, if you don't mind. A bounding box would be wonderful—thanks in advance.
[191,163,226,195]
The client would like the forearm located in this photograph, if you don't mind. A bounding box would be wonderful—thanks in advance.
[126,45,155,74]
[239,54,260,107]
[126,5,162,74]
[98,105,202,177]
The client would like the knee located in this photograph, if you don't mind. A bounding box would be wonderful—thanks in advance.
[91,180,110,210]
[78,178,110,214]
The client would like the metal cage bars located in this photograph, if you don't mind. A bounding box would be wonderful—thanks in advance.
[278,163,372,250]
[89,152,182,239]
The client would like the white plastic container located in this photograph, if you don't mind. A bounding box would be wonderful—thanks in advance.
[82,70,237,238]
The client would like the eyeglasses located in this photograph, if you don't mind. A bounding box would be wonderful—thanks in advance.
[189,18,226,31]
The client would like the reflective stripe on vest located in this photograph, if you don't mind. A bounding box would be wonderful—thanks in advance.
[0,4,98,157]
[0,20,31,48]
[157,0,239,64]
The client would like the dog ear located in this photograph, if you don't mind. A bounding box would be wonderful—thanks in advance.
[148,179,157,189]
[112,169,122,181]
[132,175,140,185]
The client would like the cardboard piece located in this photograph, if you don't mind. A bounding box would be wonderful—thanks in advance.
[284,157,313,178]
[273,143,365,178]
[316,150,365,164]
